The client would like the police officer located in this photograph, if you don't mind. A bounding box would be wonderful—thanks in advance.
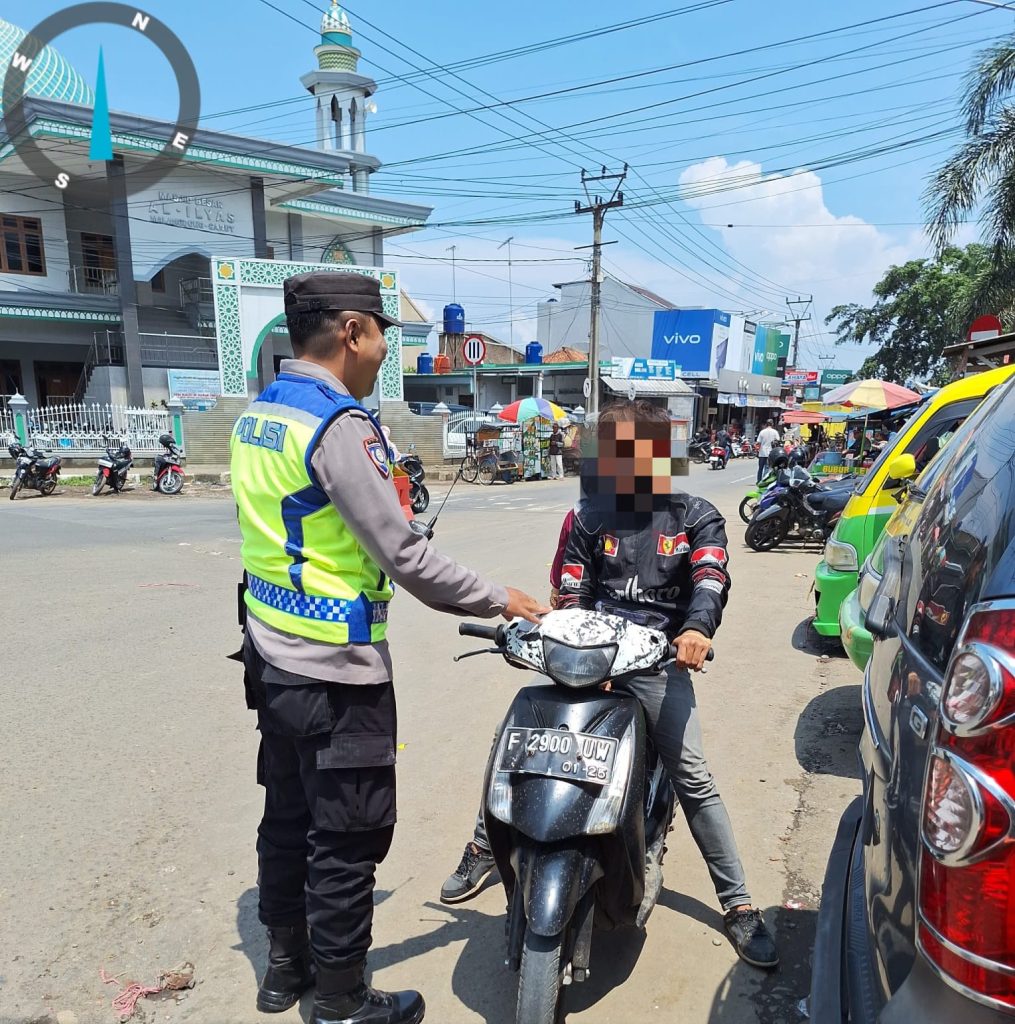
[231,271,545,1024]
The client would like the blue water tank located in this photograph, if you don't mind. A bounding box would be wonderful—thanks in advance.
[416,352,434,374]
[443,303,465,335]
[525,341,543,364]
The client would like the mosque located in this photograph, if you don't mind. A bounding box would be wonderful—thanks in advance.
[0,2,433,409]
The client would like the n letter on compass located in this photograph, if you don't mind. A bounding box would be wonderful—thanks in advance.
[132,12,151,32]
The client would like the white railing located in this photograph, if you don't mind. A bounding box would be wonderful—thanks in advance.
[1,402,182,457]
[70,266,118,295]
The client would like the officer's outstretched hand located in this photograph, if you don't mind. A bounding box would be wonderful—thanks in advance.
[503,587,550,623]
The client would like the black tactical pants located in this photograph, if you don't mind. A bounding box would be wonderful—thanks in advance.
[243,640,397,990]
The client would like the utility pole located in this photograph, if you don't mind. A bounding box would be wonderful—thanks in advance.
[786,295,813,368]
[446,245,458,303]
[576,165,626,417]
[498,236,514,349]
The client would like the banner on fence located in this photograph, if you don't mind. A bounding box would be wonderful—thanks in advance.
[168,368,220,410]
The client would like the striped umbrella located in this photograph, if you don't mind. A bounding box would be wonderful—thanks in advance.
[820,378,920,410]
[497,397,568,422]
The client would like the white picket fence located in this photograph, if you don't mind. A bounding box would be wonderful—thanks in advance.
[0,402,181,457]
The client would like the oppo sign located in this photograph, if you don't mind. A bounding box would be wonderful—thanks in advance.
[651,309,731,378]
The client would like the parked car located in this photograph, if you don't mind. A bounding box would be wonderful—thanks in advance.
[812,364,1015,645]
[810,374,1015,1022]
[839,446,959,670]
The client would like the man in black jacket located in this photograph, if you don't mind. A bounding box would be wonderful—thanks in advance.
[441,399,778,969]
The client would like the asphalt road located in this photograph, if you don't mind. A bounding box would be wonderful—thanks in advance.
[0,461,862,1024]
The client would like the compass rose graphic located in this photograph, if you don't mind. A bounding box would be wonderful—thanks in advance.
[2,3,201,197]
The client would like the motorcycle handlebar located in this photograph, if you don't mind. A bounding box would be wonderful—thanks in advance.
[668,643,716,663]
[458,623,502,641]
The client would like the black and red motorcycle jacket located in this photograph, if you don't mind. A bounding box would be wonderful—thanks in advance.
[556,493,731,639]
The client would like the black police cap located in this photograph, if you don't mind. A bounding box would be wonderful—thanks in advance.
[283,271,402,328]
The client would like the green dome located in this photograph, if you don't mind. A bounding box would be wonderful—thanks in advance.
[0,18,94,110]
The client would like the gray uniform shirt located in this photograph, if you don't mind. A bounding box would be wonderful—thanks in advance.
[246,359,508,684]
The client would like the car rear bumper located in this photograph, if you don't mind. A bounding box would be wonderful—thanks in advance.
[840,587,873,670]
[814,562,858,637]
[812,797,1013,1023]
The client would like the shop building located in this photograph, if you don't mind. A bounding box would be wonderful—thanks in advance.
[0,4,431,408]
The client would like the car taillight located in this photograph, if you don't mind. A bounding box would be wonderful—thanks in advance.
[918,602,1015,1010]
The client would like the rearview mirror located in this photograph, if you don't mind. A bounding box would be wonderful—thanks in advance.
[886,453,917,487]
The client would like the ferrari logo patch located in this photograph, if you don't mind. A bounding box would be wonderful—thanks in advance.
[657,532,689,556]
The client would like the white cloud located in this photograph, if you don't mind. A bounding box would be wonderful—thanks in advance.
[675,157,931,369]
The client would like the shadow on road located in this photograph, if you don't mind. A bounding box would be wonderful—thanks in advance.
[794,685,864,780]
[791,616,847,659]
[708,904,817,1024]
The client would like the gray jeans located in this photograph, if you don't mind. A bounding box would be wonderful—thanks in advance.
[471,665,751,911]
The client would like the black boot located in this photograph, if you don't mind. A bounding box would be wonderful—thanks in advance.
[311,963,425,1024]
[256,924,316,1013]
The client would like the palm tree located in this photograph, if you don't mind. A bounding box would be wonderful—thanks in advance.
[926,34,1015,319]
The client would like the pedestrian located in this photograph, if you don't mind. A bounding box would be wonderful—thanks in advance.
[548,421,564,480]
[380,424,401,462]
[230,271,546,1024]
[441,400,779,969]
[756,419,781,483]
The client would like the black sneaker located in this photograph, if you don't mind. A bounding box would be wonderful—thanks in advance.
[440,842,496,904]
[723,907,779,968]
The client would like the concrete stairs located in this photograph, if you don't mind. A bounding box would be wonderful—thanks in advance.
[379,402,453,469]
[183,397,249,467]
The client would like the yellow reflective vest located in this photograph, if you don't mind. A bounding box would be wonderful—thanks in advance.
[230,372,394,645]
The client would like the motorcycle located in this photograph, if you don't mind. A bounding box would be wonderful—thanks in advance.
[455,610,713,1024]
[745,472,851,551]
[708,444,729,471]
[152,433,184,495]
[7,443,61,500]
[688,437,712,464]
[396,451,429,514]
[738,470,778,523]
[92,442,133,496]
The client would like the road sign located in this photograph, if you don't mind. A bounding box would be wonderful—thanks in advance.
[968,314,1003,342]
[582,377,592,398]
[462,334,486,366]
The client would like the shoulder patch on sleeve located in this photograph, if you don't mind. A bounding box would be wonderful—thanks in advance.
[363,436,391,478]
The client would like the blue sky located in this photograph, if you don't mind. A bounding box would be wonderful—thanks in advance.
[13,0,1011,370]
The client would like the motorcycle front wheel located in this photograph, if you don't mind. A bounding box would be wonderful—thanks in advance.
[411,483,430,514]
[516,929,565,1024]
[746,515,788,551]
[157,470,184,495]
[738,496,758,523]
[9,477,21,500]
[92,472,105,496]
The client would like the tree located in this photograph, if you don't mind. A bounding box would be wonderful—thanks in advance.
[926,33,1015,317]
[825,244,993,384]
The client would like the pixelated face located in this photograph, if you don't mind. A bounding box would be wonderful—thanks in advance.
[588,419,680,502]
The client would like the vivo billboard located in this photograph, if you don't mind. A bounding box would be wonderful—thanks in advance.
[651,308,732,379]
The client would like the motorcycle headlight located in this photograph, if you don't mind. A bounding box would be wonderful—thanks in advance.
[824,537,858,572]
[541,638,617,688]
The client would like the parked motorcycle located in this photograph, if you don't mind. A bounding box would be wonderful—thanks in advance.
[92,442,133,496]
[745,473,851,551]
[688,434,708,462]
[152,433,184,495]
[708,444,728,471]
[7,443,61,500]
[456,610,713,1024]
[738,470,778,523]
[396,451,429,514]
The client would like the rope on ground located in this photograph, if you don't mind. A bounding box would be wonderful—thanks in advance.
[99,961,195,1021]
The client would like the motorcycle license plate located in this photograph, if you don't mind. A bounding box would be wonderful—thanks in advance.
[498,728,618,786]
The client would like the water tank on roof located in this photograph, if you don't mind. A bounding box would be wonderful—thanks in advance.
[416,352,433,374]
[443,303,465,335]
[525,341,543,365]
